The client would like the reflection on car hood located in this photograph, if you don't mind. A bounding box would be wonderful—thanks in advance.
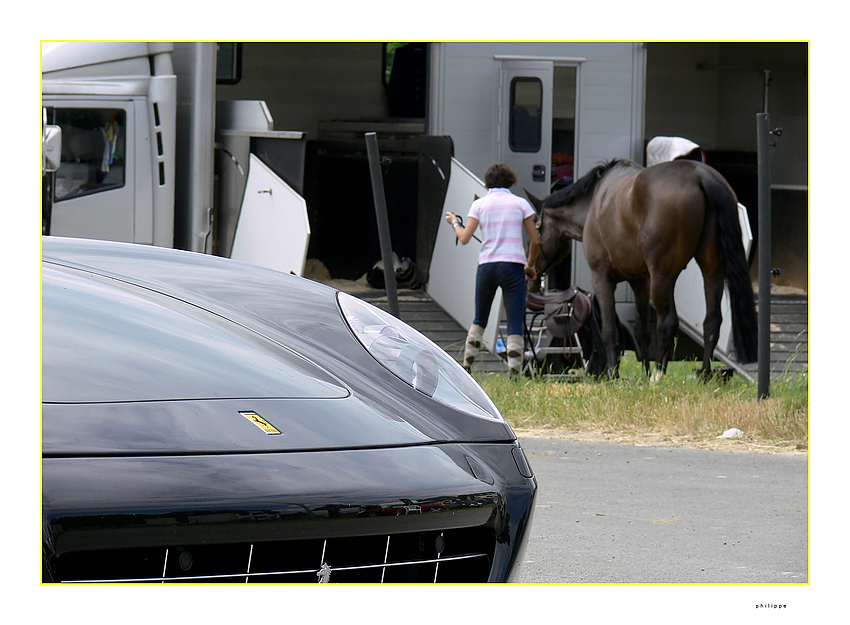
[41,262,348,403]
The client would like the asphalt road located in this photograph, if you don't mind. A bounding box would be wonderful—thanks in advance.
[515,437,808,584]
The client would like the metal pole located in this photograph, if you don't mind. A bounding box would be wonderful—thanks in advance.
[757,113,771,399]
[763,69,771,114]
[365,132,399,318]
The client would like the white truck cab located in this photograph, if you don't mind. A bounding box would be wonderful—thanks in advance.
[41,42,177,248]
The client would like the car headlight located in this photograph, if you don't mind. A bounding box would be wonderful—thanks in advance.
[338,292,504,422]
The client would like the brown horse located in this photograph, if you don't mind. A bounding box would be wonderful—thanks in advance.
[528,158,757,379]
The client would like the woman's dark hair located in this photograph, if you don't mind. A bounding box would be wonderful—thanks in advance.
[484,163,517,189]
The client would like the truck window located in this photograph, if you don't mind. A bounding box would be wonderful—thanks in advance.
[54,108,126,202]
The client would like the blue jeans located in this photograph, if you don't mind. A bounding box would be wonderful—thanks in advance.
[474,262,527,336]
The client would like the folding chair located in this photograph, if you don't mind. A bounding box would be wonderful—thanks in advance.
[523,288,591,377]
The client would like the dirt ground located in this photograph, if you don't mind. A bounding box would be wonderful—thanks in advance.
[752,282,808,297]
[514,426,808,456]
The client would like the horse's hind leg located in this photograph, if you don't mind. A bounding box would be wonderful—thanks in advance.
[697,252,725,380]
[629,278,652,375]
[651,276,679,379]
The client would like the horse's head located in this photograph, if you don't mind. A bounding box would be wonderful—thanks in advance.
[524,189,571,293]
[523,162,616,291]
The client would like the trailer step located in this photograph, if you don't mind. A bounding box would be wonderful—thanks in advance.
[353,288,808,380]
[359,289,507,373]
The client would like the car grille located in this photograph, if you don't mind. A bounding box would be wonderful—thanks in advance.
[54,527,495,583]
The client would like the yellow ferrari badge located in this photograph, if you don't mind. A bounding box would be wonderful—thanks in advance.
[239,411,282,435]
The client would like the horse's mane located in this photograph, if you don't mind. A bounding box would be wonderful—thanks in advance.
[542,159,629,209]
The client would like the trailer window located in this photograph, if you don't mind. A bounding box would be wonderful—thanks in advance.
[383,42,427,118]
[54,108,126,202]
[509,77,542,153]
[216,43,242,84]
[383,43,408,85]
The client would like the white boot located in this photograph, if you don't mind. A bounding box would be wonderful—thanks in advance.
[507,334,524,376]
[464,324,485,371]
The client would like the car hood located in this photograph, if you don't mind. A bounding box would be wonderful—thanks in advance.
[42,238,516,455]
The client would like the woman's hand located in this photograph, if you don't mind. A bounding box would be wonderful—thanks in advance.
[524,264,538,280]
[447,213,478,245]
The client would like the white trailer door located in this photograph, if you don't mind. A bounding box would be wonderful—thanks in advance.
[230,154,311,276]
[428,159,502,354]
[498,60,554,200]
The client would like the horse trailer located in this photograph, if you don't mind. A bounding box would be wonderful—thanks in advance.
[42,42,803,374]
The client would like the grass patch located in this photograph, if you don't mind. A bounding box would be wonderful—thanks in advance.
[475,353,808,450]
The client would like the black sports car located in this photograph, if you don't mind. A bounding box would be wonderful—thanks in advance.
[41,237,536,583]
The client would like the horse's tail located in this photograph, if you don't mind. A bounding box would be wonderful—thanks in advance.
[701,169,758,363]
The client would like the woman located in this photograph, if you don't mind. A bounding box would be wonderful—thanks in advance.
[445,163,540,375]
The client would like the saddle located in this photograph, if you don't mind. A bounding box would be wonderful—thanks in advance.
[526,286,592,338]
